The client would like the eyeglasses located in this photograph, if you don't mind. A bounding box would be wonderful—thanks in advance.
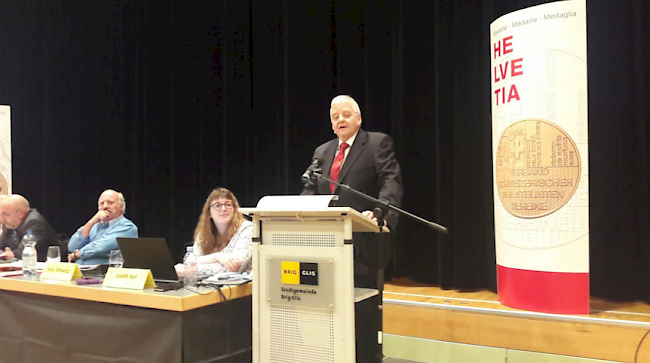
[210,202,234,210]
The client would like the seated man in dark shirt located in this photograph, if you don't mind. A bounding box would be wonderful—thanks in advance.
[0,194,57,261]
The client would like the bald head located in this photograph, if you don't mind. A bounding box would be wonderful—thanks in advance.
[0,194,31,229]
[3,195,30,209]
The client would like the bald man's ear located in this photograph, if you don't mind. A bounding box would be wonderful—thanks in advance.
[18,209,28,221]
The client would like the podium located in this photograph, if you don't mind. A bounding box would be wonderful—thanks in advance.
[241,196,384,363]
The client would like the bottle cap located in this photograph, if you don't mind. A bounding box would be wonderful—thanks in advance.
[187,246,193,252]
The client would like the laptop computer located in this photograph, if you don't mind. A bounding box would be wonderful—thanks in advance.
[116,237,179,282]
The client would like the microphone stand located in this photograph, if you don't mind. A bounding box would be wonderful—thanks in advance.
[310,172,448,234]
[307,171,448,362]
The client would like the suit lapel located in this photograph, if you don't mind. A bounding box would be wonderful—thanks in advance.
[322,140,338,177]
[337,129,367,184]
[319,140,339,194]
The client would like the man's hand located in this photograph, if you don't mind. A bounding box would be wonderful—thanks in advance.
[362,210,377,221]
[68,249,81,262]
[81,211,109,238]
[0,247,14,260]
[362,210,388,227]
[92,210,110,225]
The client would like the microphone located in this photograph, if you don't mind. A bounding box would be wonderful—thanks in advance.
[301,158,321,184]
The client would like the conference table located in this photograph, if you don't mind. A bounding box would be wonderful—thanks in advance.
[0,272,253,363]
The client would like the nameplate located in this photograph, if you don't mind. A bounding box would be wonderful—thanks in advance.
[102,268,156,290]
[40,263,82,281]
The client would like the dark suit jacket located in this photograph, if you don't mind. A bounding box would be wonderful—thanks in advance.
[302,129,403,269]
[0,209,57,261]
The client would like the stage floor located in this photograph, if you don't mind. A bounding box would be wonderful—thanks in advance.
[383,278,650,363]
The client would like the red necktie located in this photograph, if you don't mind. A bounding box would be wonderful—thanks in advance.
[329,143,349,193]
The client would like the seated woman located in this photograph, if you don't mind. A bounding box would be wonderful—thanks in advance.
[175,188,252,278]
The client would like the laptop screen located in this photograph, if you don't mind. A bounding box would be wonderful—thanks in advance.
[116,237,179,282]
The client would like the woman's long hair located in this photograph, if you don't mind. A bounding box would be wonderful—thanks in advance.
[194,188,244,254]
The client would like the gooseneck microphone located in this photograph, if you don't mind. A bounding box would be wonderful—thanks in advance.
[301,158,321,184]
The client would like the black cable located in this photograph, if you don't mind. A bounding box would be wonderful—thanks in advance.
[183,284,218,295]
[200,283,233,301]
[634,328,650,363]
[216,285,227,301]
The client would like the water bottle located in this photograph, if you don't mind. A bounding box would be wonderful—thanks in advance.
[22,230,38,276]
[183,246,198,287]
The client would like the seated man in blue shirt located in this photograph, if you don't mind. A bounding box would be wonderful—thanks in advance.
[68,189,138,264]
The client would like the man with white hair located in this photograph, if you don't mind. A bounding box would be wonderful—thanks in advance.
[0,194,57,261]
[302,95,404,360]
[302,94,403,288]
[68,189,138,264]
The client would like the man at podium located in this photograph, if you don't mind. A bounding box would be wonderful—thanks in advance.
[301,94,403,288]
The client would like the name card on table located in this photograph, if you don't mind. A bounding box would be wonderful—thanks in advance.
[40,262,83,281]
[102,268,156,290]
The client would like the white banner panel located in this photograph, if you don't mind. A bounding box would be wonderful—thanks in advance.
[490,0,588,313]
[0,106,11,194]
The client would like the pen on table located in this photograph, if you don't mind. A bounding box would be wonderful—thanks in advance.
[2,273,24,278]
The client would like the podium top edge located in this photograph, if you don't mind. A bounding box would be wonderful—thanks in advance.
[238,207,389,233]
[239,206,358,214]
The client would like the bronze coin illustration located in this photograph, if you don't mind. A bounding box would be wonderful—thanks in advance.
[496,119,581,218]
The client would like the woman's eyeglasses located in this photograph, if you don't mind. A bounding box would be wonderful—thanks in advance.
[211,202,234,210]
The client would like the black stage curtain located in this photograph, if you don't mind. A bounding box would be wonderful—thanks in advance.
[0,0,648,302]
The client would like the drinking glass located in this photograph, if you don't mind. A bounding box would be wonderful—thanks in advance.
[47,246,61,263]
[108,250,124,268]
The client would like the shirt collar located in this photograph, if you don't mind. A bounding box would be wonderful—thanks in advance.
[107,215,124,228]
[338,131,358,148]
[15,209,34,230]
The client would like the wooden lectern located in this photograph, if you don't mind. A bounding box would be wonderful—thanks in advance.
[241,196,383,363]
